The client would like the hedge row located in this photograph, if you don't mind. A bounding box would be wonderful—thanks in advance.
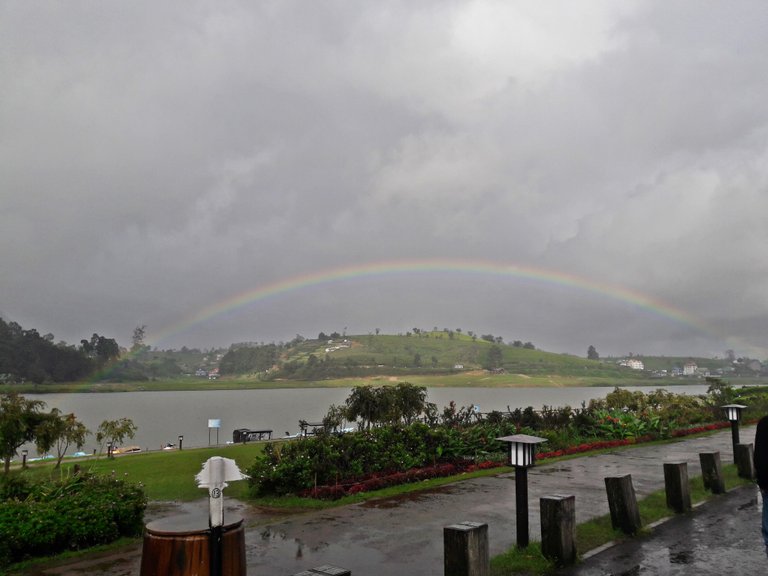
[297,421,734,500]
[0,473,146,568]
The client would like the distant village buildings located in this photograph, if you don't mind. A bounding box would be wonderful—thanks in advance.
[324,339,351,353]
[618,358,645,371]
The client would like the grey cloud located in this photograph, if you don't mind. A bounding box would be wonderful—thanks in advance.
[2,1,768,357]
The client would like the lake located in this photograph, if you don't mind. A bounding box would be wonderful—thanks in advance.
[22,384,711,456]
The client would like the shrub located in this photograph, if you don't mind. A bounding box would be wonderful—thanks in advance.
[0,473,146,568]
[248,388,732,499]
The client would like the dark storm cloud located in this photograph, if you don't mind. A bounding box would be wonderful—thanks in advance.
[2,1,767,358]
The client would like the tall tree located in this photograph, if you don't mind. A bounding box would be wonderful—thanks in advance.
[82,333,120,365]
[587,345,600,360]
[96,418,137,457]
[35,409,90,468]
[485,345,503,369]
[345,386,378,430]
[393,382,427,425]
[131,325,147,353]
[0,393,47,474]
[94,334,120,363]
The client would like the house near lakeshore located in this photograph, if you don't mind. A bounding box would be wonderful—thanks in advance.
[683,361,697,376]
[619,358,644,370]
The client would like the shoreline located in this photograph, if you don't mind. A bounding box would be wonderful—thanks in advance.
[0,373,742,394]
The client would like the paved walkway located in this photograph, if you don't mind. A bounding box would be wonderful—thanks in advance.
[21,426,760,575]
[558,483,766,575]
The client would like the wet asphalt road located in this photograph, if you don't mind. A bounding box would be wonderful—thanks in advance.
[557,483,766,576]
[18,426,762,575]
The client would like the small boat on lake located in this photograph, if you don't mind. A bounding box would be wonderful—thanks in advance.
[113,445,141,455]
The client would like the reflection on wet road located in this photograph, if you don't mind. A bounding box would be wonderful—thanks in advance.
[559,485,764,575]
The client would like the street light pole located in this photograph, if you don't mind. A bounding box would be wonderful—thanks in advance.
[722,404,747,456]
[515,465,529,547]
[497,434,547,548]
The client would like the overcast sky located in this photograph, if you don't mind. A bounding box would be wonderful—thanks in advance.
[2,1,767,359]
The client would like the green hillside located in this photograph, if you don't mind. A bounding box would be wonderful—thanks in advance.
[234,332,642,381]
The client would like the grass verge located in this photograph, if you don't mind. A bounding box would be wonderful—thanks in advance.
[490,463,753,575]
[17,442,267,501]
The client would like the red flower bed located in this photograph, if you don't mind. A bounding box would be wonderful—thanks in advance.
[300,422,734,499]
[299,460,504,500]
[670,421,729,437]
[536,437,651,460]
[536,422,731,461]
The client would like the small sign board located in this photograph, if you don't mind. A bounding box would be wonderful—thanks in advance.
[208,418,221,429]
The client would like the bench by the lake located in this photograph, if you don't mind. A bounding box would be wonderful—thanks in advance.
[232,428,273,443]
[299,420,326,436]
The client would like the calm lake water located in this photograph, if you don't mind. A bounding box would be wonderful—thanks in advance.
[22,385,711,456]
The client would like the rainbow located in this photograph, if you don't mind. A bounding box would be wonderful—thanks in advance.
[147,258,714,346]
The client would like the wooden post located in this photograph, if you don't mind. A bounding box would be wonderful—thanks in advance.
[663,462,691,513]
[140,514,245,576]
[604,475,641,535]
[699,452,725,494]
[444,522,490,576]
[735,443,755,480]
[540,495,576,566]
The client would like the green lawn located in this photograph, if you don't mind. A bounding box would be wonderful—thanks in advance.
[18,442,267,501]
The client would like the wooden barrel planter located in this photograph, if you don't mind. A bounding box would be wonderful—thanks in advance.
[140,512,246,576]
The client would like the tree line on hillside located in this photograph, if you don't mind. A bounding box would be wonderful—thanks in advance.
[0,317,122,383]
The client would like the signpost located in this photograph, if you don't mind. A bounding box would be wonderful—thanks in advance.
[208,418,221,446]
[196,457,248,576]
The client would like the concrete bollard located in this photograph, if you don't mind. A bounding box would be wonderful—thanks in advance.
[292,566,351,576]
[699,452,725,494]
[735,443,755,480]
[604,475,641,535]
[663,462,691,513]
[444,522,489,576]
[540,494,576,566]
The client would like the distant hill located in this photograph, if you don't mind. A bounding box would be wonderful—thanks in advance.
[6,314,763,386]
[219,332,639,381]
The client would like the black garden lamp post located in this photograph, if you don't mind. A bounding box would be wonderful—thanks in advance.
[497,434,547,548]
[21,449,27,469]
[178,435,184,451]
[722,404,747,451]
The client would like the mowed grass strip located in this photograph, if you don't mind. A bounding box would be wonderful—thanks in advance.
[20,442,267,501]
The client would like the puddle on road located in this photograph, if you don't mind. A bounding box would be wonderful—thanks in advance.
[359,485,454,509]
[533,466,570,475]
[669,549,694,564]
[257,527,330,558]
[251,526,389,570]
[738,497,757,511]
